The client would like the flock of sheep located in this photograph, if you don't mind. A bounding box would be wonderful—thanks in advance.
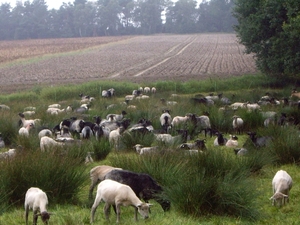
[1,86,300,224]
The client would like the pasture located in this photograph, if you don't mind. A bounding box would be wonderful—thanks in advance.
[0,34,299,225]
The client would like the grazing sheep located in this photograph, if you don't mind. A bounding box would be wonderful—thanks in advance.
[104,169,170,212]
[40,136,64,152]
[0,146,23,160]
[25,187,51,225]
[0,104,10,110]
[160,98,177,106]
[270,170,293,207]
[48,103,61,108]
[81,126,94,139]
[229,102,247,110]
[133,144,158,155]
[46,107,66,115]
[246,131,272,148]
[90,179,151,223]
[189,113,211,137]
[151,87,156,94]
[18,112,41,128]
[291,89,300,98]
[171,113,192,128]
[89,165,123,200]
[225,135,239,147]
[246,103,261,112]
[144,87,151,93]
[155,129,188,146]
[232,115,244,134]
[19,123,34,137]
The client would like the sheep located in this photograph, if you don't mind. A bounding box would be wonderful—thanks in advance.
[233,148,248,156]
[136,95,150,100]
[225,135,239,147]
[19,123,34,137]
[18,112,41,128]
[291,89,300,98]
[171,113,191,128]
[151,87,156,93]
[0,104,10,110]
[179,139,207,151]
[133,144,158,155]
[106,110,127,122]
[38,129,53,139]
[85,152,94,164]
[90,179,151,223]
[213,132,228,146]
[24,187,51,225]
[23,111,36,117]
[144,87,151,93]
[245,131,272,148]
[232,115,244,134]
[246,103,260,112]
[159,110,172,133]
[191,97,214,106]
[270,170,293,207]
[104,169,170,211]
[40,136,64,152]
[109,126,126,150]
[89,165,123,200]
[155,129,188,146]
[46,107,66,115]
[160,98,177,106]
[48,103,61,108]
[81,126,94,139]
[229,102,247,110]
[24,106,36,111]
[189,113,211,137]
[0,146,23,160]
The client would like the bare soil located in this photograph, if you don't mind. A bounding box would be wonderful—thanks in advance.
[0,34,257,94]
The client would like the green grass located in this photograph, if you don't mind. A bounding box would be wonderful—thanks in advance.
[1,74,300,224]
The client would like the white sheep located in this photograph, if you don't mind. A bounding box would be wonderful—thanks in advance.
[46,107,66,115]
[23,111,36,117]
[89,165,123,199]
[0,104,10,110]
[229,102,247,110]
[38,129,53,140]
[48,103,61,108]
[109,126,125,150]
[225,135,239,147]
[19,123,34,137]
[232,115,244,134]
[18,113,41,128]
[40,136,64,152]
[90,179,151,223]
[270,170,293,207]
[106,110,127,122]
[0,146,22,160]
[24,187,51,225]
[144,87,151,93]
[246,103,260,112]
[133,144,158,155]
[171,113,191,128]
[160,110,172,133]
[151,87,156,93]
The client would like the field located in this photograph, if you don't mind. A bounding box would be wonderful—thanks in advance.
[0,34,257,94]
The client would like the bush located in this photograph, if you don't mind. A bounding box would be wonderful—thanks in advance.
[0,150,87,208]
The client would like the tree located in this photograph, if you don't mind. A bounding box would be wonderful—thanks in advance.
[233,0,300,78]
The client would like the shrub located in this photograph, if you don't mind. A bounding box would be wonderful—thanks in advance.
[0,150,86,207]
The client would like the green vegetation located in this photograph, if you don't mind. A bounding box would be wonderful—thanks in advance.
[0,74,300,224]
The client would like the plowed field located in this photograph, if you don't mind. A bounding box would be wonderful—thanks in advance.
[0,34,257,94]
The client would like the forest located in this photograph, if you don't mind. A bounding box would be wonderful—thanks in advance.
[0,0,236,40]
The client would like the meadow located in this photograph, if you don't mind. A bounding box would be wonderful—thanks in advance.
[0,34,299,225]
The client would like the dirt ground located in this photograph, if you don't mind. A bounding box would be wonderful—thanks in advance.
[0,34,257,94]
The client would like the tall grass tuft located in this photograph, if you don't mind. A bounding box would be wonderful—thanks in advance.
[0,150,87,208]
[91,138,111,161]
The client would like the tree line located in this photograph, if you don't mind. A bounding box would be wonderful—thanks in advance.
[0,0,236,40]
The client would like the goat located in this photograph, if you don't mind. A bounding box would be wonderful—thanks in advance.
[90,179,151,223]
[25,187,52,225]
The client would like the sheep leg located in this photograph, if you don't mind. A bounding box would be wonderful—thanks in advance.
[33,210,38,225]
[25,206,29,225]
[134,206,138,221]
[90,198,101,223]
[104,203,111,221]
[116,204,121,223]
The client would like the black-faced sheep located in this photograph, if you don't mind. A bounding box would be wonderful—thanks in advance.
[90,179,151,223]
[24,187,51,225]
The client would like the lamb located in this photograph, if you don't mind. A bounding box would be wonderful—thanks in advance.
[109,126,126,150]
[90,179,151,223]
[232,115,244,134]
[24,187,51,225]
[18,112,41,128]
[40,136,64,152]
[19,123,34,137]
[270,170,293,207]
[133,144,158,155]
[171,113,192,128]
[159,110,172,133]
[89,165,123,200]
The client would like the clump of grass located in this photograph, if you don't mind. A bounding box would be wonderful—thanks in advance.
[0,150,86,208]
[91,138,111,161]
